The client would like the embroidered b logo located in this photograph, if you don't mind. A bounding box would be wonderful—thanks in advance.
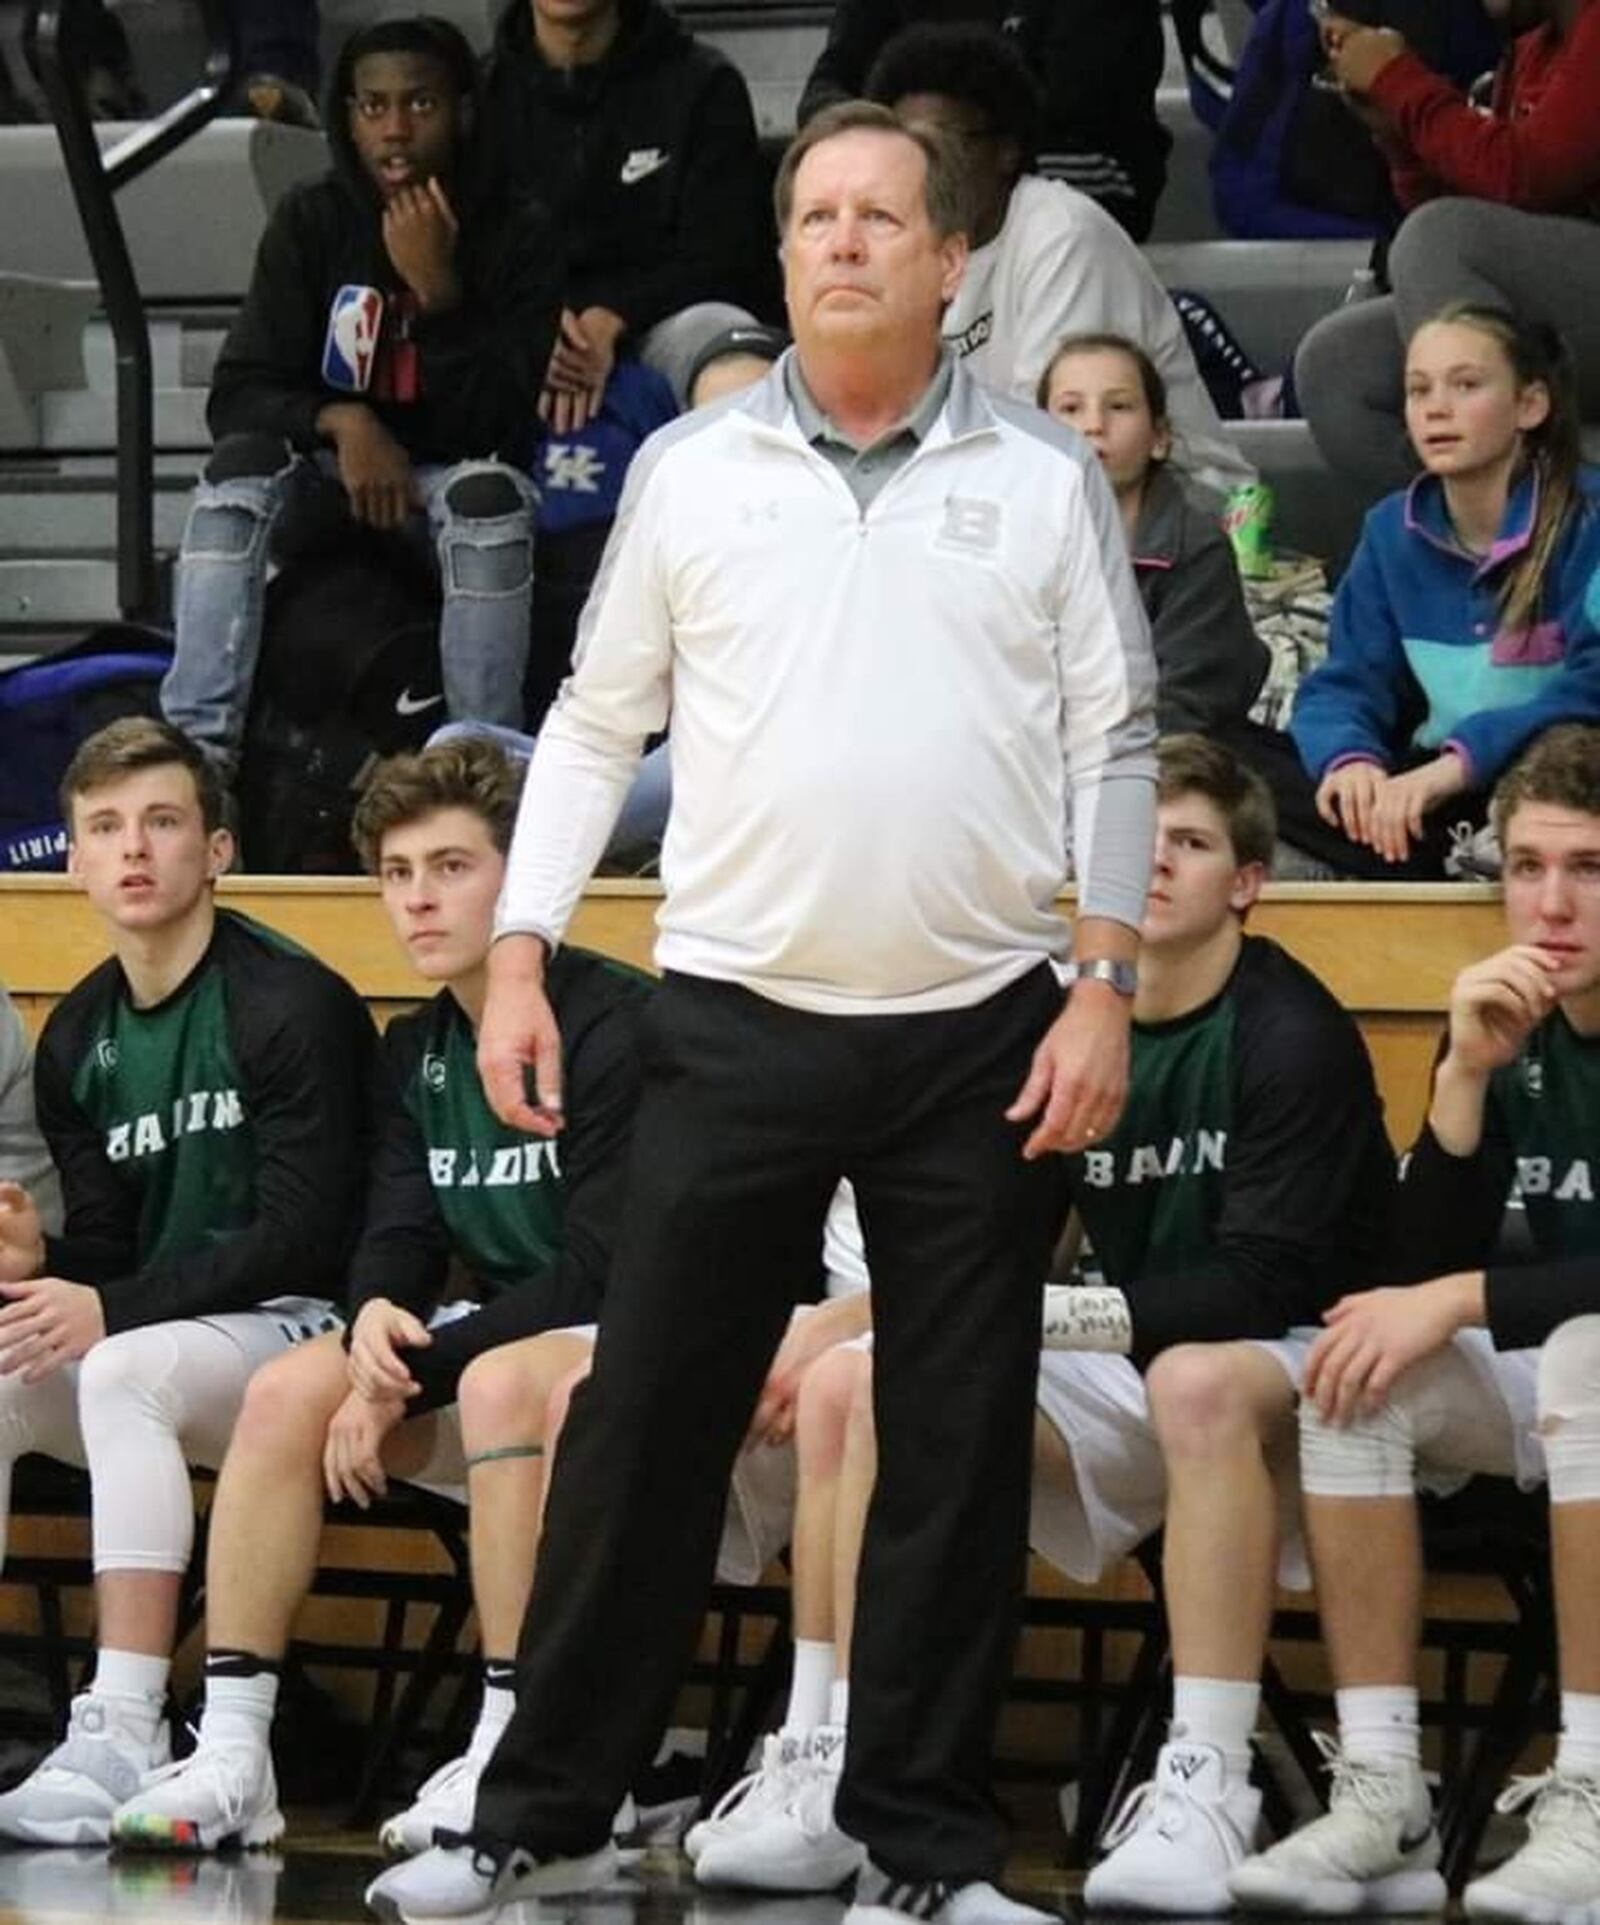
[938,497,1000,554]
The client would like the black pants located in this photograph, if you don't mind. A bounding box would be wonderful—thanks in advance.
[1215,719,1488,880]
[471,966,1070,1882]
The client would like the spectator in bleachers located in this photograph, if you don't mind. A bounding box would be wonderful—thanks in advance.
[478,0,776,427]
[1279,304,1600,878]
[1296,0,1600,499]
[687,739,1395,1909]
[1041,333,1268,734]
[0,984,59,1235]
[232,0,323,127]
[799,0,1169,240]
[0,718,370,1848]
[1232,723,1600,1925]
[162,16,557,781]
[103,738,653,1855]
[865,23,1253,498]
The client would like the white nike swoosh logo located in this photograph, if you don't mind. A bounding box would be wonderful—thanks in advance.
[620,152,667,184]
[395,689,445,716]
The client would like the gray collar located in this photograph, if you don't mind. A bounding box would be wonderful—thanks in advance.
[784,350,956,453]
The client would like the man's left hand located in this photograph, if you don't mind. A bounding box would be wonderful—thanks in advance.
[539,307,624,436]
[381,177,462,313]
[1006,985,1131,1160]
[1304,1274,1482,1424]
[1322,15,1407,93]
[0,1277,106,1382]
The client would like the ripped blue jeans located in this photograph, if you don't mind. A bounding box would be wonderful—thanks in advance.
[162,434,537,773]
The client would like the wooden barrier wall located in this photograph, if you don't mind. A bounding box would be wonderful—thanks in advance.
[0,876,1505,1148]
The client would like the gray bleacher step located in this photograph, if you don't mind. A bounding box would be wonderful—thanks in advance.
[1146,239,1370,370]
[0,479,191,552]
[37,384,209,454]
[0,120,326,302]
[0,556,121,626]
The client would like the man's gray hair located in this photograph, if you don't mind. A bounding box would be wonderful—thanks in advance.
[773,100,970,242]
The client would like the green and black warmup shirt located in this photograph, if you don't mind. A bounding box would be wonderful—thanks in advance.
[1398,1009,1600,1352]
[34,909,373,1334]
[1067,935,1395,1364]
[344,946,651,1413]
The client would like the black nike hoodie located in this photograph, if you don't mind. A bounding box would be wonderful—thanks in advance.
[480,0,778,334]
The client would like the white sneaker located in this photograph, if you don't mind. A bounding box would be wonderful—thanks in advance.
[683,1731,806,1863]
[1084,1740,1260,1913]
[1465,1769,1600,1925]
[380,1748,486,1859]
[364,1838,617,1925]
[844,1861,1060,1925]
[0,1694,170,1846]
[694,1724,866,1891]
[1230,1736,1445,1915]
[111,1735,283,1851]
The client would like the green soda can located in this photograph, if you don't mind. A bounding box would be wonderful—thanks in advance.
[1224,480,1275,580]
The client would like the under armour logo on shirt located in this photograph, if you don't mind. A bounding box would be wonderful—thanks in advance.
[619,147,668,185]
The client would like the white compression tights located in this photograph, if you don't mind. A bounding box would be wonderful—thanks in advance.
[0,1311,316,1574]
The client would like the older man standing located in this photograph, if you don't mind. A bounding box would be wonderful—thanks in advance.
[367,102,1158,1925]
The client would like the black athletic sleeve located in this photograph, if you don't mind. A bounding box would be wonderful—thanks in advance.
[93,960,375,1333]
[402,966,645,1414]
[208,188,340,451]
[1125,947,1395,1365]
[35,973,141,1285]
[797,0,899,120]
[1399,1086,1600,1351]
[343,1011,453,1323]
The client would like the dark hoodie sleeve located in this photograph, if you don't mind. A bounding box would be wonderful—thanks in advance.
[343,1013,453,1322]
[412,195,562,458]
[1146,502,1269,734]
[797,0,900,120]
[208,186,344,451]
[573,58,773,335]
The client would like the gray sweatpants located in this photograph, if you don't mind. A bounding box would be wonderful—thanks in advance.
[1294,197,1600,501]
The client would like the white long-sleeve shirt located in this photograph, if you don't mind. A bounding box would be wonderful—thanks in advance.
[944,174,1255,500]
[498,353,1158,1017]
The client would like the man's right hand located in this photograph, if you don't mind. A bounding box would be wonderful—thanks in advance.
[0,1183,44,1284]
[347,1295,431,1402]
[478,934,565,1135]
[318,404,416,530]
[1444,945,1559,1078]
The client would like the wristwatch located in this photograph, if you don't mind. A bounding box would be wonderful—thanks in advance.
[1061,958,1137,997]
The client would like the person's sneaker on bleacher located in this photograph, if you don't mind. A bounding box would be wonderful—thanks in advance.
[111,1733,283,1851]
[683,1730,806,1864]
[1229,1739,1445,1914]
[1463,1769,1600,1924]
[1084,1740,1260,1913]
[0,1692,169,1846]
[364,1837,618,1922]
[694,1723,864,1891]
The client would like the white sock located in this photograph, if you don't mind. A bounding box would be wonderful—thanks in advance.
[1556,1692,1600,1778]
[784,1639,835,1735]
[1337,1685,1421,1770]
[470,1679,516,1757]
[1170,1676,1259,1777]
[828,1675,850,1730]
[92,1648,169,1709]
[198,1672,278,1753]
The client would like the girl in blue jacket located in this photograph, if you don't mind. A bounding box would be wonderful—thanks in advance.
[1290,303,1600,874]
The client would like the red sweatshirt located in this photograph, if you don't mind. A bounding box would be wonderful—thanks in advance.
[1366,0,1600,217]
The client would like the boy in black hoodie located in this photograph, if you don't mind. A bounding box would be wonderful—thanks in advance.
[480,0,776,431]
[162,17,561,779]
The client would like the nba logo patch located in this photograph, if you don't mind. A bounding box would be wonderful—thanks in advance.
[322,285,385,392]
